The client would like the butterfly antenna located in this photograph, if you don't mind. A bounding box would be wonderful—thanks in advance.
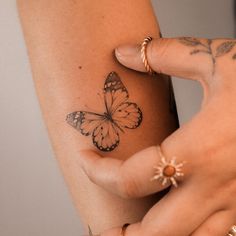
[98,91,108,111]
[97,92,104,104]
[84,104,102,114]
[84,104,91,110]
[84,93,104,113]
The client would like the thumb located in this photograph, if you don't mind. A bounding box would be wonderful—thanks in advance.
[115,37,211,81]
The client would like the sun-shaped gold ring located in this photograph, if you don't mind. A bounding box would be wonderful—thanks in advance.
[228,225,236,236]
[150,146,185,187]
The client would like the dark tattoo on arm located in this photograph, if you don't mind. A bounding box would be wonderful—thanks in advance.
[66,72,142,152]
[179,37,236,74]
[83,225,100,236]
[88,225,99,236]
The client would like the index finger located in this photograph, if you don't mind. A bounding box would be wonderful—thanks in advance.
[115,37,212,81]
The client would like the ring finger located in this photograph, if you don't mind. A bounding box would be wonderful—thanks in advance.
[79,144,188,199]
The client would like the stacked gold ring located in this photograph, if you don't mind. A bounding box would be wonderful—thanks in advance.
[228,225,236,236]
[121,223,130,236]
[140,36,156,75]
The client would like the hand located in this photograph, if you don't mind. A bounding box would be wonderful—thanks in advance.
[79,37,236,236]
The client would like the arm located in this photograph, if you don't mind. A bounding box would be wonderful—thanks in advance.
[17,0,178,234]
[80,37,236,236]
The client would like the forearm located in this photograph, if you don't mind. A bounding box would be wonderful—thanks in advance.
[17,0,178,234]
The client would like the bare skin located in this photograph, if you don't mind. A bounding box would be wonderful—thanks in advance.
[17,0,178,234]
[80,37,236,235]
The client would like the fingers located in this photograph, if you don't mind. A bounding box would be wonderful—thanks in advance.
[115,37,212,81]
[139,183,215,236]
[191,210,235,236]
[78,110,205,200]
[78,146,187,199]
[100,183,215,236]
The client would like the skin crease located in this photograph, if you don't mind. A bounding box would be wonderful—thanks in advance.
[79,38,236,236]
[16,0,178,234]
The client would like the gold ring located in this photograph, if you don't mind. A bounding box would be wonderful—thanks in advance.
[140,36,156,75]
[150,146,185,188]
[121,223,130,236]
[228,225,236,236]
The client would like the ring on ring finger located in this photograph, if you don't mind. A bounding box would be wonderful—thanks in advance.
[228,225,236,236]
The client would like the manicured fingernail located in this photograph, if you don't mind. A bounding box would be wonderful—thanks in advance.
[115,44,145,71]
[115,44,140,60]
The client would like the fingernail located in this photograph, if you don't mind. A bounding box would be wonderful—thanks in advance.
[115,44,140,60]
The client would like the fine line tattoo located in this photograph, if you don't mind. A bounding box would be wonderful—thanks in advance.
[88,225,99,236]
[66,71,142,152]
[179,37,236,74]
[80,225,100,236]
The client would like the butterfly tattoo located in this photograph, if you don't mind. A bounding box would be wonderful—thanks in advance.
[66,71,142,152]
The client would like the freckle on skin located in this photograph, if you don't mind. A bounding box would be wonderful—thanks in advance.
[78,66,82,69]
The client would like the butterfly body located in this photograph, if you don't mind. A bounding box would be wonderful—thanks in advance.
[66,72,142,152]
[103,111,113,122]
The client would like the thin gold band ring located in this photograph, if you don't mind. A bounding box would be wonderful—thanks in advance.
[140,36,156,75]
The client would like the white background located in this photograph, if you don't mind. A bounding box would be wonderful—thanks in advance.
[0,0,235,235]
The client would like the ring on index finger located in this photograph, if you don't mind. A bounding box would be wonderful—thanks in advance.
[140,36,156,75]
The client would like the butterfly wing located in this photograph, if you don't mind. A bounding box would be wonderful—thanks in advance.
[104,71,142,129]
[112,102,142,129]
[104,71,129,115]
[66,71,142,152]
[92,120,119,152]
[66,111,120,151]
[66,111,105,136]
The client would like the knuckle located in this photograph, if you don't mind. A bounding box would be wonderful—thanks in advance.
[118,173,141,199]
[151,38,172,56]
